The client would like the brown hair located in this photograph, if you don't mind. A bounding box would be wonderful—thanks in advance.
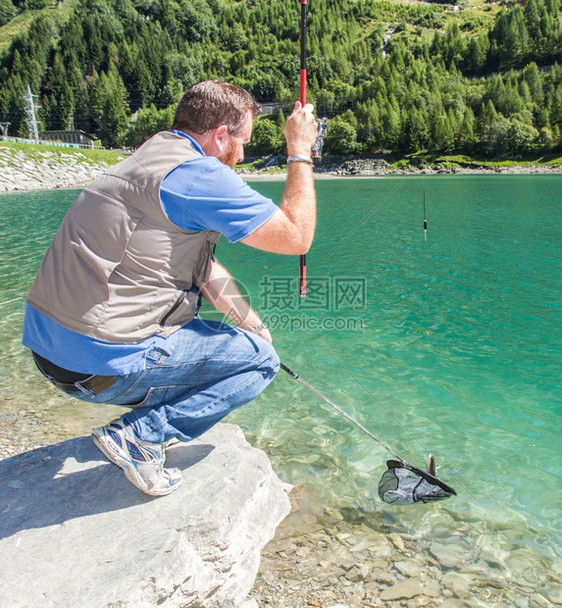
[172,81,261,136]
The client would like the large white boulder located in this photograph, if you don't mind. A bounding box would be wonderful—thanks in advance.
[0,423,291,607]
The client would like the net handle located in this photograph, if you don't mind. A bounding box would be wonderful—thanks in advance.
[280,363,403,461]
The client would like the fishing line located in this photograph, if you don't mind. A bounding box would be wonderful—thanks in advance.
[423,189,428,239]
[280,362,401,461]
[313,345,552,523]
[324,103,478,258]
[326,174,411,259]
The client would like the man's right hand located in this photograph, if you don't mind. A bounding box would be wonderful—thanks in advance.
[284,101,318,157]
[241,100,318,256]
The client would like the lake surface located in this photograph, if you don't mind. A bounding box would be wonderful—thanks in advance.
[1,175,561,601]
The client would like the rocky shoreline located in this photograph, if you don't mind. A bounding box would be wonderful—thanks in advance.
[1,145,561,193]
[250,485,562,608]
[0,145,125,192]
[242,155,562,180]
[312,156,562,177]
[3,405,561,608]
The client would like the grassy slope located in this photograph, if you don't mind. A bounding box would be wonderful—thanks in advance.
[0,0,78,59]
[357,0,501,41]
[390,152,562,170]
[0,140,125,165]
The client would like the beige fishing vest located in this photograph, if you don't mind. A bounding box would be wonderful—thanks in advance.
[27,131,220,343]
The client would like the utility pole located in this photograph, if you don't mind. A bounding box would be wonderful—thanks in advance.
[24,84,40,142]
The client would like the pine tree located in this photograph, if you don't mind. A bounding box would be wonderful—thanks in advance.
[457,106,476,152]
[524,0,543,55]
[402,106,428,153]
[477,100,498,139]
[42,53,74,130]
[382,102,401,150]
[102,63,130,147]
[432,112,454,154]
[463,34,488,75]
[522,63,544,105]
[489,6,530,69]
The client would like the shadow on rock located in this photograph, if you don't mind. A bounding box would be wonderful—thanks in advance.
[0,436,214,539]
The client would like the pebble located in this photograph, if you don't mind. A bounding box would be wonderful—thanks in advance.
[380,579,428,601]
[429,541,468,569]
[389,533,406,551]
[548,588,562,605]
[441,571,473,597]
[395,560,422,578]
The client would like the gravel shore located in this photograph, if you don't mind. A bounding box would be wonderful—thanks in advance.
[247,483,562,608]
[1,145,561,193]
[0,145,124,192]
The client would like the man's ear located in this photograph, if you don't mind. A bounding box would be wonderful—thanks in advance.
[212,125,230,155]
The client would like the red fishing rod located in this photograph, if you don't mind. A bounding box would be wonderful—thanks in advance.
[299,0,308,297]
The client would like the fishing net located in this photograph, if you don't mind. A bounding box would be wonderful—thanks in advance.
[378,459,457,505]
[280,363,458,507]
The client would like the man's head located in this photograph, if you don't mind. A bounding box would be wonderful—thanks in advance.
[173,81,260,136]
[172,81,261,168]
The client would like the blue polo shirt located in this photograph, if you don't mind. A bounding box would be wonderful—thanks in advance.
[22,131,277,374]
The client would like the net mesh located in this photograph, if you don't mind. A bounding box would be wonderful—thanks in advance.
[378,459,456,505]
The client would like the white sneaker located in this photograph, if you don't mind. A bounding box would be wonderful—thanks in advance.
[92,418,183,496]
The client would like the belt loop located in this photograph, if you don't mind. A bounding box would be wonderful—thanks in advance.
[146,346,167,366]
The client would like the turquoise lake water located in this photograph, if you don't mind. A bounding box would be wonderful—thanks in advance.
[1,175,560,588]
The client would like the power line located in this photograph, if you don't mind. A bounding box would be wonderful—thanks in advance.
[23,85,40,141]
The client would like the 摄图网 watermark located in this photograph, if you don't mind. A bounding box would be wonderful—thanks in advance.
[258,275,367,332]
[259,276,366,312]
[201,274,368,332]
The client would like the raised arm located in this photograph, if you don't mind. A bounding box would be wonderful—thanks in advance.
[241,101,318,255]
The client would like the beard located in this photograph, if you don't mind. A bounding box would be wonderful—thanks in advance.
[217,138,239,169]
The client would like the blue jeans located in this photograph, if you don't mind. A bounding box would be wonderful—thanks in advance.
[68,320,280,444]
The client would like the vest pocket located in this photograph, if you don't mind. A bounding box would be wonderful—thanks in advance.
[159,289,199,328]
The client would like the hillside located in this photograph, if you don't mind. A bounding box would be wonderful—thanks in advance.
[0,0,560,159]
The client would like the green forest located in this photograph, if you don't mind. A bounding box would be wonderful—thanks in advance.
[0,0,561,160]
